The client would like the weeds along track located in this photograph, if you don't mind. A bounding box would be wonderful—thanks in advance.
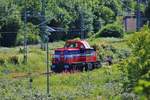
[11,71,54,80]
[11,70,83,79]
[11,67,102,80]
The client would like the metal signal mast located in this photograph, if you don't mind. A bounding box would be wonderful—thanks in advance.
[80,10,85,39]
[136,0,141,31]
[41,0,50,95]
[24,0,28,64]
[78,6,85,39]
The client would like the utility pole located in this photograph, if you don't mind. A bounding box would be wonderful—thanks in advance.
[41,0,50,95]
[46,33,49,95]
[79,7,85,39]
[136,0,141,31]
[24,0,27,64]
[24,0,33,90]
[80,11,84,39]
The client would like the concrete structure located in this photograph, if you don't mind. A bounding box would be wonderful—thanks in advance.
[124,16,137,32]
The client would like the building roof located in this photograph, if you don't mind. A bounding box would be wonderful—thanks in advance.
[46,26,56,32]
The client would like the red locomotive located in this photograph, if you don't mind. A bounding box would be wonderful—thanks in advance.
[51,40,101,72]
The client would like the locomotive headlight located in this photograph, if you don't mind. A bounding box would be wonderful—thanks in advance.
[64,65,69,69]
[52,65,56,68]
[54,55,60,58]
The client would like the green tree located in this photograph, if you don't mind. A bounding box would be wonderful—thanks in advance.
[96,23,124,38]
[17,23,40,45]
[0,0,137,45]
[18,0,42,25]
[0,0,21,46]
[119,26,150,99]
[145,0,150,24]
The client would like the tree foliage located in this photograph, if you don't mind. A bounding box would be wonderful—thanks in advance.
[0,0,21,46]
[119,26,150,99]
[96,23,124,38]
[145,0,150,24]
[0,0,135,46]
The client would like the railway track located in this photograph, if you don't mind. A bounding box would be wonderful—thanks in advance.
[11,68,96,80]
[11,71,54,79]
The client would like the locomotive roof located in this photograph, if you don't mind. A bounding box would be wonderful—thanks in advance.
[55,40,93,51]
[66,40,91,49]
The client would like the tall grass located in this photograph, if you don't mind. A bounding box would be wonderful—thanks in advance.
[0,41,65,77]
[0,37,136,99]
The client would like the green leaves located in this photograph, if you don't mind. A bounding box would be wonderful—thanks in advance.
[96,23,124,38]
[0,0,21,26]
[0,0,134,45]
[120,26,150,99]
[17,23,40,45]
[145,1,150,24]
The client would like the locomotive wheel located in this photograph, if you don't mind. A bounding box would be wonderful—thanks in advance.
[51,65,64,73]
[95,61,102,68]
[86,63,93,71]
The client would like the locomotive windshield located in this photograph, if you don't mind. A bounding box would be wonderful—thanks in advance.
[65,43,78,48]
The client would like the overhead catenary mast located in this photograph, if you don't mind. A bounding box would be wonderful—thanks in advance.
[24,0,27,64]
[76,0,86,39]
[79,8,84,39]
[136,0,141,31]
[41,0,50,95]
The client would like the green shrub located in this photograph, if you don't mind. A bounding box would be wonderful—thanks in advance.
[27,33,40,44]
[16,32,40,46]
[0,53,8,66]
[91,42,129,64]
[145,1,150,25]
[16,23,40,45]
[97,23,124,38]
[119,26,150,99]
[9,55,20,65]
[0,57,5,65]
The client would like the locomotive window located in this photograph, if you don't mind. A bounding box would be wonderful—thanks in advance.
[70,43,75,48]
[86,49,94,54]
[65,43,70,48]
[86,50,90,54]
[55,51,62,55]
[80,45,85,49]
[65,43,78,48]
[80,49,85,53]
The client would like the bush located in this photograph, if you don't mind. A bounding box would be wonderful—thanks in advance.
[96,23,124,38]
[16,23,40,45]
[0,57,5,65]
[9,55,20,65]
[0,21,20,47]
[0,53,8,65]
[145,1,150,25]
[119,26,150,99]
[91,42,129,64]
